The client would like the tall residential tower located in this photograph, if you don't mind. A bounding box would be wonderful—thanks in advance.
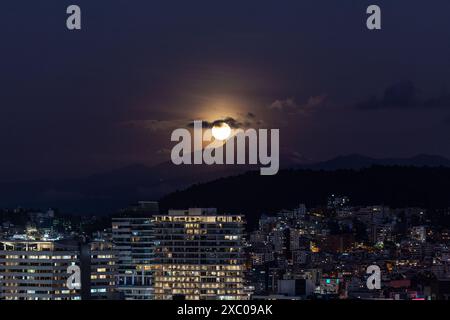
[112,217,154,299]
[153,208,248,300]
[0,240,80,300]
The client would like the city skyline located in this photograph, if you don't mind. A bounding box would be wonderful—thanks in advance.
[1,200,450,300]
[2,0,450,307]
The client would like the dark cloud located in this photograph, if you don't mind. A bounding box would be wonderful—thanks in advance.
[121,119,182,131]
[188,117,245,129]
[357,81,450,110]
[424,93,450,108]
[269,95,328,115]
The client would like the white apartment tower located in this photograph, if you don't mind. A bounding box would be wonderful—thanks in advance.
[112,217,154,299]
[81,241,118,300]
[0,240,118,300]
[0,240,80,300]
[153,208,248,300]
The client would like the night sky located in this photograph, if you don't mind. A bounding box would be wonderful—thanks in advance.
[1,0,450,182]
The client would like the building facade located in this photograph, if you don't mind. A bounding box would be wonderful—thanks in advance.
[0,240,80,300]
[81,241,117,300]
[112,217,155,299]
[153,208,248,300]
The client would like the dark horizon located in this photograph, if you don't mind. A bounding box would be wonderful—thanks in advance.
[1,155,450,215]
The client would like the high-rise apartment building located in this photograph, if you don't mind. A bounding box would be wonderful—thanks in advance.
[153,208,248,300]
[0,240,80,300]
[112,217,154,299]
[80,241,117,300]
[0,240,118,300]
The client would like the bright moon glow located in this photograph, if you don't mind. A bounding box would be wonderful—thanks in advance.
[212,122,232,140]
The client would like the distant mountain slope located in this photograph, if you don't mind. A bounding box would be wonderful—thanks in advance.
[160,166,450,227]
[1,154,450,214]
[0,162,257,213]
[301,154,450,170]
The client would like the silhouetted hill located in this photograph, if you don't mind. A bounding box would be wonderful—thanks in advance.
[0,161,258,213]
[1,154,450,214]
[301,154,450,170]
[160,166,450,227]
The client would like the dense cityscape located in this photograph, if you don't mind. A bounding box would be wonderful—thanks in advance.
[2,2,450,318]
[1,196,450,300]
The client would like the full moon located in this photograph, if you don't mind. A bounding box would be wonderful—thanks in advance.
[211,122,232,141]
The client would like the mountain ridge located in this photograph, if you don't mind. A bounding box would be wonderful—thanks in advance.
[1,154,450,214]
